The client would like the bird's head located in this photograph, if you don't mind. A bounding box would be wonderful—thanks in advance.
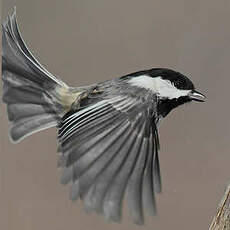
[128,68,205,117]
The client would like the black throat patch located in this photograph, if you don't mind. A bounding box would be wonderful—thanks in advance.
[157,96,191,117]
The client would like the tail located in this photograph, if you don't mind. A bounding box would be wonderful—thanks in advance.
[2,9,78,143]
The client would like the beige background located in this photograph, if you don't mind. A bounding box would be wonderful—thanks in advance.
[1,1,230,229]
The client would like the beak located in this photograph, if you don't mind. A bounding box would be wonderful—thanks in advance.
[189,90,206,102]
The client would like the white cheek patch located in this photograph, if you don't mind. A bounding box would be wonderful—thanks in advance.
[128,75,191,99]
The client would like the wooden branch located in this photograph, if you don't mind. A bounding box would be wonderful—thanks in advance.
[209,182,230,230]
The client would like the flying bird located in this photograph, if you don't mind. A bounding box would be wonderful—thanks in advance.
[2,10,205,224]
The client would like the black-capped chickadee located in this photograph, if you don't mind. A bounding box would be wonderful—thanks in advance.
[2,10,205,224]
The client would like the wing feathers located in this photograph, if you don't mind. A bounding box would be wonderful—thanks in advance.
[83,114,143,216]
[127,135,148,225]
[153,126,161,193]
[73,120,130,196]
[57,97,161,224]
[60,116,127,184]
[102,114,146,222]
[64,112,125,167]
[142,127,157,216]
[60,106,115,143]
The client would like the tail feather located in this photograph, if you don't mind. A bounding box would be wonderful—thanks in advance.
[7,104,55,122]
[10,114,57,143]
[2,8,66,88]
[2,9,72,142]
[3,85,47,105]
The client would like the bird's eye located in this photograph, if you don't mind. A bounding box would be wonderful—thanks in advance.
[173,78,188,89]
[174,80,181,88]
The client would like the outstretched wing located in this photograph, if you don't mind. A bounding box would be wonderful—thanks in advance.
[57,95,161,224]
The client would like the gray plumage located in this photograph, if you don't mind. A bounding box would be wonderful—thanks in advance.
[2,9,161,224]
[2,9,70,142]
[2,8,205,225]
[57,92,161,224]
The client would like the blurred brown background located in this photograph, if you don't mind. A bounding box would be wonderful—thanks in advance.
[1,1,230,229]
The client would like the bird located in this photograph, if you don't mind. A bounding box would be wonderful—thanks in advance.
[2,9,205,225]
